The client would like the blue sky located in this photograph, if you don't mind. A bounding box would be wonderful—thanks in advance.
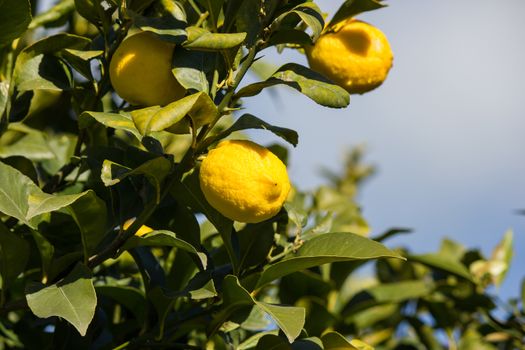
[243,0,525,299]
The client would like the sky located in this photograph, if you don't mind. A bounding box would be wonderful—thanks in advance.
[243,0,525,300]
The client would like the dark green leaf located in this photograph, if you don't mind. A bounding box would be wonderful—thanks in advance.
[328,0,386,29]
[210,114,298,147]
[26,263,96,336]
[67,190,107,259]
[0,0,31,47]
[236,63,350,108]
[61,49,103,80]
[256,232,403,288]
[0,222,29,288]
[132,14,187,44]
[29,0,75,30]
[269,29,313,46]
[272,3,324,41]
[238,220,275,272]
[30,229,55,282]
[256,302,305,343]
[184,26,246,50]
[121,230,207,269]
[96,285,146,324]
[321,331,360,349]
[101,157,172,203]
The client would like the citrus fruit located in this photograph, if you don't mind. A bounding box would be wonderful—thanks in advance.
[199,140,291,223]
[305,19,393,94]
[123,218,153,237]
[109,31,185,106]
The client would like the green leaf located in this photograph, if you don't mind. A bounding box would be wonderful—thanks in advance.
[61,49,103,80]
[101,157,172,203]
[328,0,386,30]
[96,285,146,325]
[184,26,246,50]
[212,276,305,343]
[256,302,305,343]
[0,124,55,161]
[29,0,75,30]
[409,253,473,281]
[132,13,187,44]
[26,263,97,336]
[210,114,298,147]
[13,34,91,92]
[235,63,350,108]
[131,92,218,135]
[256,232,403,288]
[172,48,213,92]
[238,221,276,272]
[29,229,54,282]
[121,230,207,269]
[195,0,224,29]
[0,0,31,47]
[67,190,107,259]
[321,332,359,350]
[79,111,142,140]
[0,161,97,228]
[489,229,513,286]
[0,222,29,289]
[272,3,324,41]
[521,278,525,307]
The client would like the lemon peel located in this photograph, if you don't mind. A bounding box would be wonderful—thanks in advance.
[306,19,393,94]
[199,140,291,223]
[109,31,185,106]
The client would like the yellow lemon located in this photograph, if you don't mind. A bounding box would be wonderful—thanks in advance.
[306,19,393,94]
[123,218,154,237]
[199,140,291,223]
[109,31,185,106]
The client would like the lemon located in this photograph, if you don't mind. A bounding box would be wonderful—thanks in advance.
[123,218,153,237]
[199,140,291,223]
[109,31,185,106]
[306,19,393,94]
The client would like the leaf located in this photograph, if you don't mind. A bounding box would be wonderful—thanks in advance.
[172,48,213,92]
[101,157,172,203]
[321,332,359,350]
[132,92,218,135]
[79,111,142,140]
[29,0,75,30]
[121,230,207,269]
[67,191,107,259]
[256,302,305,343]
[26,263,97,336]
[132,13,187,44]
[0,222,29,288]
[328,0,386,30]
[256,232,404,288]
[409,253,473,281]
[13,34,90,92]
[272,3,324,41]
[0,161,98,228]
[183,26,246,50]
[489,229,513,286]
[236,63,350,108]
[213,276,305,343]
[61,49,103,80]
[0,0,31,47]
[29,229,54,282]
[195,0,224,29]
[211,114,298,147]
[96,285,146,324]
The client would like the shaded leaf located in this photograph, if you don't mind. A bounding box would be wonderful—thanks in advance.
[256,302,305,343]
[0,222,29,288]
[236,63,349,108]
[26,263,96,336]
[211,114,298,147]
[273,3,324,41]
[0,0,31,47]
[132,13,187,44]
[321,331,359,350]
[256,232,403,288]
[172,48,213,92]
[121,230,207,269]
[328,0,386,29]
[96,285,146,324]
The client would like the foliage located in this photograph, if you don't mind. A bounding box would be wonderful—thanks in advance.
[0,0,523,349]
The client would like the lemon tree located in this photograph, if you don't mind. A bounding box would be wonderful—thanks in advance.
[0,0,522,349]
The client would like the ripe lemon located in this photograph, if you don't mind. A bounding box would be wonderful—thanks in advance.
[109,31,185,106]
[305,19,393,94]
[199,140,291,223]
[123,218,153,237]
